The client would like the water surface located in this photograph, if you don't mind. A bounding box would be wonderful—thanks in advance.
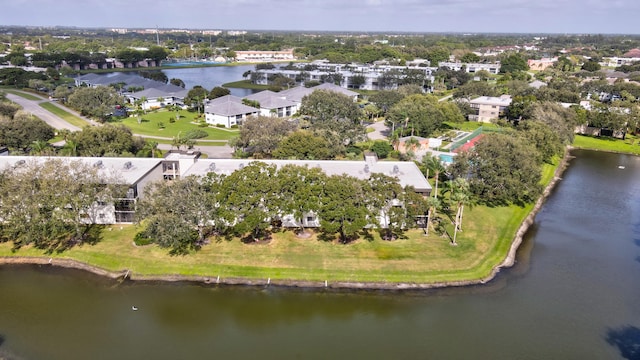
[1,150,639,359]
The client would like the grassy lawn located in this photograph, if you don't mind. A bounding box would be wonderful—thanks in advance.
[443,121,502,132]
[0,202,532,284]
[39,102,91,128]
[572,134,640,155]
[2,89,42,101]
[221,80,271,90]
[115,109,239,141]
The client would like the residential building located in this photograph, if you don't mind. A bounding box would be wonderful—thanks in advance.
[0,156,164,223]
[251,62,435,91]
[527,57,558,71]
[244,90,298,117]
[203,95,260,128]
[438,62,501,74]
[468,95,512,122]
[74,73,189,110]
[235,49,296,62]
[0,152,431,226]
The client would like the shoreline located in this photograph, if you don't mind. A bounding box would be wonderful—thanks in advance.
[0,150,574,291]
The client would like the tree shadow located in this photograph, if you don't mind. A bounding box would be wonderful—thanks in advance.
[606,325,640,360]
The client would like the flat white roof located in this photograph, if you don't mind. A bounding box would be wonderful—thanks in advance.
[0,156,162,185]
[183,159,431,192]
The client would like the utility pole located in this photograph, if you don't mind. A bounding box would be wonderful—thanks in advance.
[155,25,160,46]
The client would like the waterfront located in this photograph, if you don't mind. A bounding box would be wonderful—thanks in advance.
[0,149,639,359]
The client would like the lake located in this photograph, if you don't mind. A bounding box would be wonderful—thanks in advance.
[158,65,256,97]
[0,149,639,359]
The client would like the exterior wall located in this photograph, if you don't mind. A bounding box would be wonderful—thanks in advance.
[469,103,508,122]
[205,112,257,128]
[527,58,557,71]
[235,50,296,62]
[439,62,501,74]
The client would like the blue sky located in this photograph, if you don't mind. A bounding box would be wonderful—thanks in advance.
[1,0,638,34]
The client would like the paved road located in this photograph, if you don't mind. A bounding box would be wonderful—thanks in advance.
[5,93,82,131]
[5,91,235,158]
[366,120,390,140]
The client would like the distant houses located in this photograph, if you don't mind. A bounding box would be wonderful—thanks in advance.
[235,49,296,62]
[74,73,189,110]
[250,61,435,91]
[204,83,358,128]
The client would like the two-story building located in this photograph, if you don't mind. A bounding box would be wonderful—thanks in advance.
[468,95,512,123]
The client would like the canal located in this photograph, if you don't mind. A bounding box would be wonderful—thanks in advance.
[0,149,639,359]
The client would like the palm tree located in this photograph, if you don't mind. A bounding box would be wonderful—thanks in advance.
[60,140,79,156]
[422,154,446,199]
[30,140,50,155]
[424,196,441,236]
[142,141,161,158]
[449,178,471,245]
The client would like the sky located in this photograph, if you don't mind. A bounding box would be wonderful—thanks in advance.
[1,0,639,34]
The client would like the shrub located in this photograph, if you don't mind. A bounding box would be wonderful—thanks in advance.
[133,231,153,246]
[169,117,175,123]
[216,124,226,128]
[184,129,208,139]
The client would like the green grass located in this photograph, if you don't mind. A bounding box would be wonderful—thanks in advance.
[116,109,239,141]
[39,102,91,128]
[0,201,534,284]
[221,80,272,90]
[572,134,640,155]
[443,121,502,132]
[2,89,42,100]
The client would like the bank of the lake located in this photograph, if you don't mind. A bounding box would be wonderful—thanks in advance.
[573,134,640,155]
[0,152,569,290]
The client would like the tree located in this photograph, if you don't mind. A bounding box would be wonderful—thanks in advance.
[185,86,208,113]
[136,175,224,254]
[66,124,144,157]
[453,81,498,100]
[499,54,529,74]
[460,52,481,63]
[66,86,125,122]
[448,178,471,245]
[529,101,578,145]
[582,60,602,72]
[273,130,333,160]
[386,94,459,138]
[0,111,55,152]
[368,173,407,240]
[233,115,296,157]
[276,165,327,235]
[370,140,393,159]
[421,154,446,199]
[450,133,542,206]
[209,86,230,99]
[170,78,186,88]
[0,159,119,252]
[369,90,404,114]
[298,89,364,149]
[517,121,563,164]
[318,175,373,243]
[218,162,279,241]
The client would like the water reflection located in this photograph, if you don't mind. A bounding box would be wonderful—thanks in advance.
[606,325,640,360]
